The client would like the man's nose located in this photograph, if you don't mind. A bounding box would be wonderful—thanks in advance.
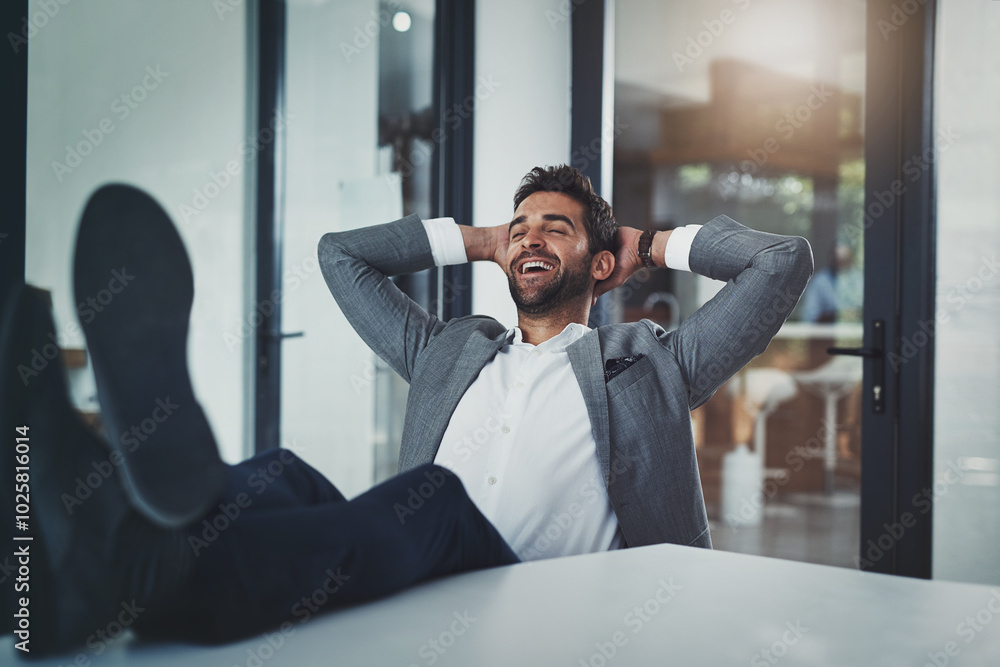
[521,228,545,249]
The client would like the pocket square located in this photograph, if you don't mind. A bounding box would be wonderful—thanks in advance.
[604,354,644,383]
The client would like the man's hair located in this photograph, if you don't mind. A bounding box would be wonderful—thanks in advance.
[512,165,617,255]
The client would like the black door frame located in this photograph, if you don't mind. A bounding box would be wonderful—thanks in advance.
[253,0,287,453]
[859,0,937,578]
[572,0,614,328]
[0,0,28,315]
[430,0,475,321]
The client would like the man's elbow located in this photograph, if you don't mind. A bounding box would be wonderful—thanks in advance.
[318,231,341,258]
[317,232,353,288]
[785,235,815,284]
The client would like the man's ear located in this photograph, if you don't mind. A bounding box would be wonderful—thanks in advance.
[591,250,615,281]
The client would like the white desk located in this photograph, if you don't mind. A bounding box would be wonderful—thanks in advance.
[4,544,999,666]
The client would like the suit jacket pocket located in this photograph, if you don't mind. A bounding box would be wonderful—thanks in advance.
[606,354,654,399]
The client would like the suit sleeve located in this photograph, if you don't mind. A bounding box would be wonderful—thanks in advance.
[659,215,814,409]
[317,213,444,383]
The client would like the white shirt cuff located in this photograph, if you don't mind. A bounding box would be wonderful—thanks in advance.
[422,217,468,266]
[663,224,703,272]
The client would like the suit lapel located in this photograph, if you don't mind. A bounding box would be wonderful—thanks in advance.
[567,330,611,483]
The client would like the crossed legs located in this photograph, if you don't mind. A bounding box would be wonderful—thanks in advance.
[136,453,518,644]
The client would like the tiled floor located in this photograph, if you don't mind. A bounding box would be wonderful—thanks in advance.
[710,483,861,569]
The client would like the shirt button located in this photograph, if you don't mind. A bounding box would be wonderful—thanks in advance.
[534,349,542,357]
[516,381,525,389]
[488,476,497,485]
[502,426,510,434]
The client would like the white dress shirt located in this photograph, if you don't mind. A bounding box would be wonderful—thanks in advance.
[423,217,701,560]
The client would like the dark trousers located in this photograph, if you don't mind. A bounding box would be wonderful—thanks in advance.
[135,450,519,643]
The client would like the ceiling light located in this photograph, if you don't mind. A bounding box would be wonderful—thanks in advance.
[392,11,411,32]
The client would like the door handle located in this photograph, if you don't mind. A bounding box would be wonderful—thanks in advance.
[261,330,305,340]
[827,319,885,414]
[256,331,304,372]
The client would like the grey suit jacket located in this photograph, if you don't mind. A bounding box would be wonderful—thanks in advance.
[318,214,813,550]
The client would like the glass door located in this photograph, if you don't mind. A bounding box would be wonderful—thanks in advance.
[278,0,436,497]
[614,0,867,567]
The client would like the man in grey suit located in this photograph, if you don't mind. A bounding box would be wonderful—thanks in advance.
[319,164,813,560]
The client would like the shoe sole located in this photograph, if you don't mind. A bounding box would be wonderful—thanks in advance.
[73,184,225,529]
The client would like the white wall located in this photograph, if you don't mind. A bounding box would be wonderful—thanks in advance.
[932,0,1000,586]
[472,0,573,326]
[26,0,252,463]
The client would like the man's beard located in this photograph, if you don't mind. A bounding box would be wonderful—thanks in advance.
[507,251,593,316]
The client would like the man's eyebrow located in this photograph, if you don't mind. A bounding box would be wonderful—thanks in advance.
[542,214,576,228]
[508,214,577,231]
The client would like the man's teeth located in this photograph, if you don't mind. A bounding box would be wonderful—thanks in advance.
[521,260,555,274]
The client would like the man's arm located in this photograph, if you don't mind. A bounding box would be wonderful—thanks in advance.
[596,217,814,409]
[318,216,509,383]
[318,214,446,383]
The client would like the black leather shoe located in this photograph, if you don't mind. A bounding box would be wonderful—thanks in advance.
[73,184,226,529]
[0,285,192,656]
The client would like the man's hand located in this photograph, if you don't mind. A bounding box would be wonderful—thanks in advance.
[592,227,643,305]
[460,224,510,270]
[592,227,672,305]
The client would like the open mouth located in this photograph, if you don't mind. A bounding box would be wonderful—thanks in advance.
[519,260,556,275]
